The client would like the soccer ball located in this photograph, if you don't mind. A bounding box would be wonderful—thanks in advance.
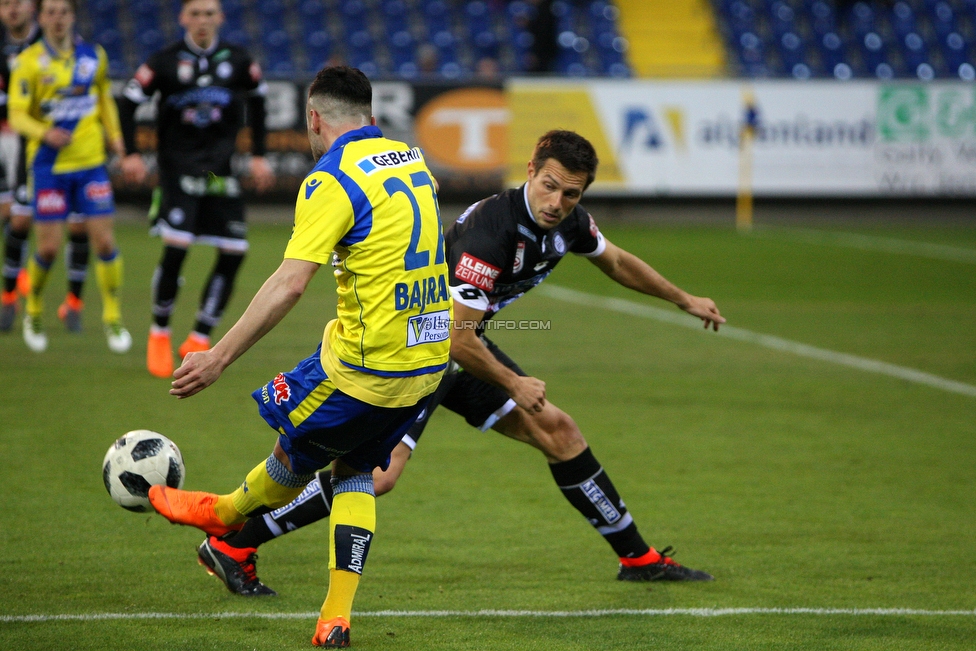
[102,430,185,512]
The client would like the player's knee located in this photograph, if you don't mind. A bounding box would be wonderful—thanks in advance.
[549,412,586,450]
[372,472,399,496]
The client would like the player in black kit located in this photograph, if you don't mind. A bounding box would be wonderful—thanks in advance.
[193,130,726,598]
[0,0,90,333]
[118,0,273,378]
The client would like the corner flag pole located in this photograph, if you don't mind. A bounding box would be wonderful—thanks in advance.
[737,91,759,232]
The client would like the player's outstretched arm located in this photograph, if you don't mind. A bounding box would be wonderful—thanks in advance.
[170,258,319,399]
[450,302,547,412]
[589,239,726,331]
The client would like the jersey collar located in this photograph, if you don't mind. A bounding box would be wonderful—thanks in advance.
[184,33,219,56]
[42,34,79,59]
[327,124,384,155]
[519,183,547,237]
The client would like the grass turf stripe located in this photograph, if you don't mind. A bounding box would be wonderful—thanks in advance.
[4,608,976,622]
[748,226,976,264]
[538,285,976,399]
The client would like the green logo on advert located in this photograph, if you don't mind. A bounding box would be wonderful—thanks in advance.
[878,85,976,142]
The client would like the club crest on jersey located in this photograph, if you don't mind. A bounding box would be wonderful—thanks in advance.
[75,56,98,83]
[455,253,500,291]
[552,232,567,255]
[272,373,291,405]
[178,60,194,83]
[356,148,423,174]
[512,240,525,273]
[216,61,233,79]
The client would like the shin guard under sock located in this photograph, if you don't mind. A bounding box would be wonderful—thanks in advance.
[549,447,651,559]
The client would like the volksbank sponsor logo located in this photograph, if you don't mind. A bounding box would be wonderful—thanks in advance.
[407,309,450,347]
[357,147,423,174]
[581,479,621,524]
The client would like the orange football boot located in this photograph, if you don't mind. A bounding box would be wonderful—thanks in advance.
[148,485,243,537]
[178,332,210,359]
[16,268,29,297]
[312,616,350,648]
[147,328,174,378]
[57,293,84,332]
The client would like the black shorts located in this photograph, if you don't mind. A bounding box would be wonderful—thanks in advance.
[150,172,247,252]
[404,336,524,445]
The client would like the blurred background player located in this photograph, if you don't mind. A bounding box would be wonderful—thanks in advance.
[147,66,451,647]
[8,0,129,353]
[193,130,725,597]
[0,0,92,333]
[118,0,274,379]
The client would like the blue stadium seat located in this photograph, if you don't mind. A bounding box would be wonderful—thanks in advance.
[388,29,416,70]
[256,0,288,34]
[223,28,251,47]
[890,2,917,40]
[136,29,166,63]
[778,32,811,79]
[299,0,326,26]
[342,0,370,34]
[421,0,454,36]
[901,32,934,79]
[304,28,332,71]
[941,31,972,79]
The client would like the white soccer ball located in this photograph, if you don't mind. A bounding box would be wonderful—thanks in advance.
[102,430,185,512]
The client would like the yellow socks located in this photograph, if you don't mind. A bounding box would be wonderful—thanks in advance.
[25,254,51,318]
[216,455,309,525]
[320,478,376,621]
[94,252,123,325]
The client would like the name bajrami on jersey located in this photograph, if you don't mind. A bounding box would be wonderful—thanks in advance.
[446,184,606,321]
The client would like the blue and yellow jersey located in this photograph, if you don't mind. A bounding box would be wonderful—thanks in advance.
[8,37,121,174]
[285,125,452,408]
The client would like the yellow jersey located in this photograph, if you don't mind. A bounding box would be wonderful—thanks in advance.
[8,37,121,174]
[284,125,452,407]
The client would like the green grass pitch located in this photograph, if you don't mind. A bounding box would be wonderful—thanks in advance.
[1,213,974,650]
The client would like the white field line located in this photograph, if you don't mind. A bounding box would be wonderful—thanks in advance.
[537,285,976,399]
[4,608,976,623]
[749,225,976,264]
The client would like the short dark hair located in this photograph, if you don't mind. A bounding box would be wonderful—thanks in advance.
[308,66,372,123]
[531,130,599,189]
[37,0,76,13]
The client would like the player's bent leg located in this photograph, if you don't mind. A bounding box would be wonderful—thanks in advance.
[151,451,311,536]
[496,406,713,582]
[493,402,587,462]
[204,441,414,598]
[315,467,376,648]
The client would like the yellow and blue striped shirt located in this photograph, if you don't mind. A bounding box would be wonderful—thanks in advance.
[285,125,452,407]
[8,37,121,174]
